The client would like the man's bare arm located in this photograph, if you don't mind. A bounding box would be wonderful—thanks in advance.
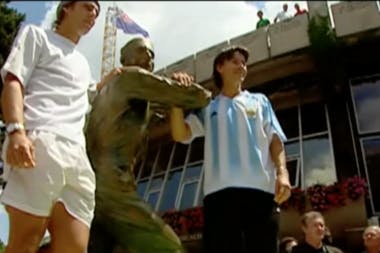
[170,107,191,142]
[270,134,287,176]
[2,74,24,124]
[96,68,123,91]
[1,73,35,168]
[270,134,291,204]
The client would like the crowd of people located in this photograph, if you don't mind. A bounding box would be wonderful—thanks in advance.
[279,211,380,253]
[256,3,308,29]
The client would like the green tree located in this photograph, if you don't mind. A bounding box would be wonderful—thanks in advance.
[307,14,345,101]
[0,0,25,106]
[0,1,25,67]
[0,238,4,253]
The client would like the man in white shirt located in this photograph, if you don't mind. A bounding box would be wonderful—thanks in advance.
[274,3,293,23]
[0,2,114,253]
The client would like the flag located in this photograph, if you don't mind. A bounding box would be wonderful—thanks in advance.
[114,7,149,38]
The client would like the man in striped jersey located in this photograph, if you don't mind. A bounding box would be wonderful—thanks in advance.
[170,45,291,253]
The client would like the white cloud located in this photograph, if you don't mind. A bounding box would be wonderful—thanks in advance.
[0,204,5,215]
[39,1,340,82]
[0,204,9,244]
[40,1,59,30]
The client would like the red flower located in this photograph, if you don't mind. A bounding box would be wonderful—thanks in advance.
[280,187,307,213]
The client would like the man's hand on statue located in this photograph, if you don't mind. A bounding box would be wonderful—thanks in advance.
[97,67,124,90]
[106,67,123,80]
[171,72,194,87]
[274,171,291,204]
[6,131,36,169]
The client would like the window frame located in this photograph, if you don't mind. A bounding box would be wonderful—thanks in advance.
[349,74,380,215]
[349,74,380,135]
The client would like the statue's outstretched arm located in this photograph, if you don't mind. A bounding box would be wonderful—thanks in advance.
[111,67,211,109]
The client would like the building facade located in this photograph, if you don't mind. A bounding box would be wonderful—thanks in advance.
[137,1,380,252]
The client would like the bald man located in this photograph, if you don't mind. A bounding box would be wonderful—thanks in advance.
[86,37,211,253]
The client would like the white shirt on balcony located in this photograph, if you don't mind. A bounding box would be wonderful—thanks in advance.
[275,10,292,23]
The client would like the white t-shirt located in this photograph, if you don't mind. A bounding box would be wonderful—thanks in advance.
[275,10,292,22]
[1,25,96,146]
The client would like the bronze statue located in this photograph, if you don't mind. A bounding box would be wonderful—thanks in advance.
[86,37,211,253]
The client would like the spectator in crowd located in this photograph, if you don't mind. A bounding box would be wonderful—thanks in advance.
[256,10,270,29]
[323,226,333,246]
[280,236,298,253]
[362,225,380,253]
[294,3,307,17]
[274,3,292,23]
[292,211,344,253]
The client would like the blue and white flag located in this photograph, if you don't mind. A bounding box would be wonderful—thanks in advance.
[114,7,149,38]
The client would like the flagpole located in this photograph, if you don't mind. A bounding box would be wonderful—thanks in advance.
[113,2,117,33]
[101,1,118,77]
[112,1,117,69]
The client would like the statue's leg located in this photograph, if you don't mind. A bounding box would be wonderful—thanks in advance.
[88,216,117,253]
[96,188,186,253]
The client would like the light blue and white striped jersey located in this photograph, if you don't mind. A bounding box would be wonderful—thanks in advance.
[184,90,286,197]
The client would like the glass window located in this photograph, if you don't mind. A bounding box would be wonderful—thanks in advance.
[351,76,380,133]
[171,143,189,168]
[301,102,327,135]
[285,141,300,157]
[277,107,299,139]
[179,182,198,210]
[137,180,148,198]
[140,147,158,179]
[184,164,202,181]
[133,158,143,179]
[147,192,160,209]
[149,175,164,192]
[286,157,300,187]
[155,143,173,174]
[0,161,3,176]
[302,137,336,187]
[159,170,182,212]
[198,183,204,206]
[362,137,380,212]
[188,137,204,163]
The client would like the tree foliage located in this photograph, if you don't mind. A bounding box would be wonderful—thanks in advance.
[0,1,25,67]
[0,238,4,253]
[0,1,25,114]
[308,15,339,58]
[307,14,345,99]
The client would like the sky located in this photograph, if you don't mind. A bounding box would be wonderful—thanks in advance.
[7,1,316,82]
[0,198,7,245]
[1,0,341,245]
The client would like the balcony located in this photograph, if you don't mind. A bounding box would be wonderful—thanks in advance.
[331,1,380,37]
[156,1,380,86]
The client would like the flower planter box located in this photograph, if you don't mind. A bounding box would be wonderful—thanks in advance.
[162,176,368,250]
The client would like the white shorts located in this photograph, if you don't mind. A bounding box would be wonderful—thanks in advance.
[0,130,96,228]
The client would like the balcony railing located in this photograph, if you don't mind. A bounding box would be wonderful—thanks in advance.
[156,1,380,84]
